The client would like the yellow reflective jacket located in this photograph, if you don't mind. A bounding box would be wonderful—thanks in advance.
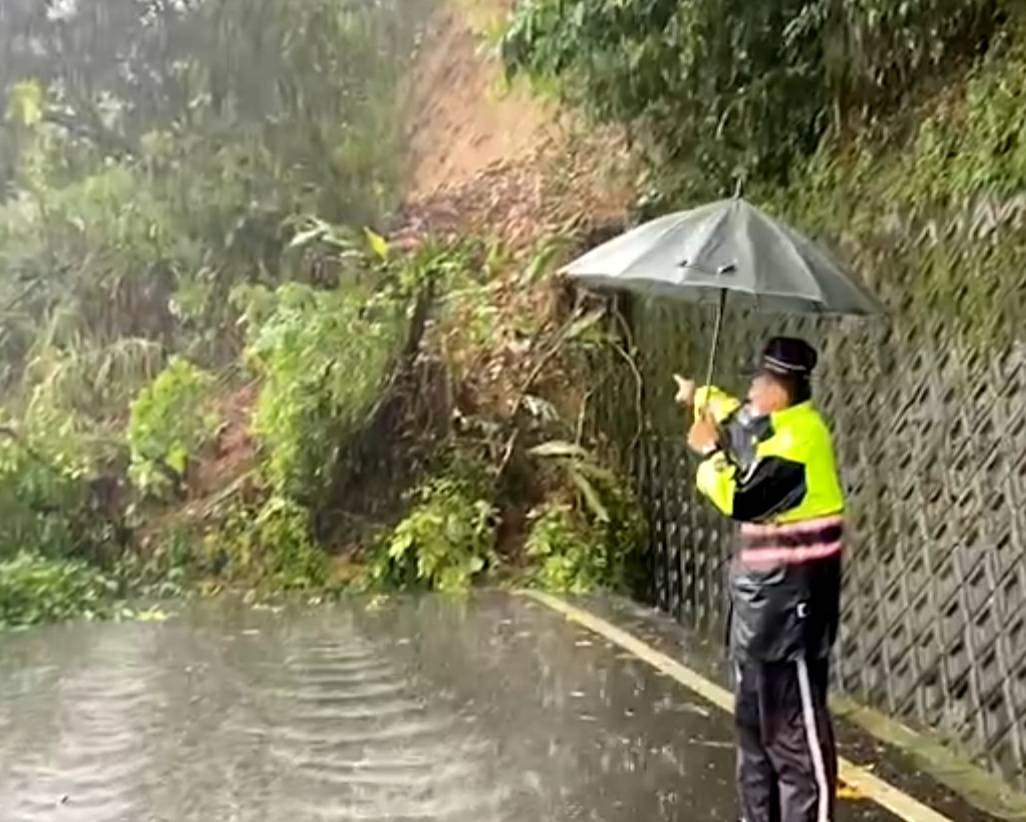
[692,386,846,661]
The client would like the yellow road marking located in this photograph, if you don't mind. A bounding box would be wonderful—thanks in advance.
[520,590,954,822]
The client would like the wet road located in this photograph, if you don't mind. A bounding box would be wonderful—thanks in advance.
[0,593,904,821]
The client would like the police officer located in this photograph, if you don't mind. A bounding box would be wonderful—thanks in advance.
[683,337,844,822]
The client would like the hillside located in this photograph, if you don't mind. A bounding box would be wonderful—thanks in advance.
[393,0,636,249]
[0,0,649,626]
[3,0,1026,803]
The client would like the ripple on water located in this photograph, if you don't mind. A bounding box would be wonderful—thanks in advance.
[3,631,162,822]
[257,636,508,821]
[0,612,510,822]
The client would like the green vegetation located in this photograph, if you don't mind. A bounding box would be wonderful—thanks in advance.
[369,467,497,593]
[792,22,1026,213]
[0,21,648,624]
[200,495,329,591]
[7,0,1023,631]
[128,358,219,498]
[504,0,1026,349]
[0,409,120,564]
[526,499,643,594]
[503,0,1002,198]
[0,553,117,628]
[525,442,645,593]
[747,14,1026,352]
[0,0,442,627]
[240,282,405,501]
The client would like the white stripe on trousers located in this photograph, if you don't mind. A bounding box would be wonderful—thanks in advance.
[796,658,830,822]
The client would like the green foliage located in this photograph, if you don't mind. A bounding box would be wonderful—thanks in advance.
[25,338,165,421]
[0,553,117,628]
[0,0,488,628]
[115,526,193,600]
[391,236,486,297]
[128,358,218,497]
[526,442,645,593]
[0,0,427,403]
[503,0,1001,195]
[773,24,1026,221]
[240,284,404,501]
[201,495,327,591]
[369,467,496,593]
[880,28,1026,207]
[5,80,43,127]
[0,161,195,392]
[0,407,115,562]
[0,0,430,217]
[525,504,601,592]
[746,16,1026,353]
[405,237,552,383]
[530,440,615,522]
[255,496,329,590]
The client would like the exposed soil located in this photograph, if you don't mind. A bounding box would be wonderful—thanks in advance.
[192,381,260,499]
[402,4,555,202]
[393,0,636,251]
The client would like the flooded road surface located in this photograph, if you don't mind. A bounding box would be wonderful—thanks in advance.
[1,593,905,821]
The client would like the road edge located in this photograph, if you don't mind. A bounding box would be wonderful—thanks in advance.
[519,589,953,822]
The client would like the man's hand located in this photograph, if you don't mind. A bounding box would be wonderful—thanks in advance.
[687,417,720,456]
[673,374,696,407]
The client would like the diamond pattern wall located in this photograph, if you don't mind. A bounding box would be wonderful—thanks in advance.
[596,203,1026,787]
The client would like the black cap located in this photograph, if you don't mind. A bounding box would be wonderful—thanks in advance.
[759,337,818,379]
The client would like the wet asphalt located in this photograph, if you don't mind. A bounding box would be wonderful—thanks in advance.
[0,592,982,821]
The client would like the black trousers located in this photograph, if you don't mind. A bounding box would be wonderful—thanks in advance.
[734,657,837,822]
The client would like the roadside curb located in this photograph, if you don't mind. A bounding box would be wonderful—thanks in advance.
[831,696,1026,821]
[519,589,955,822]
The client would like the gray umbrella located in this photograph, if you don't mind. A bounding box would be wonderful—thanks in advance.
[563,196,884,386]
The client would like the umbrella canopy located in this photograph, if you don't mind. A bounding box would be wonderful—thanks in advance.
[563,198,884,316]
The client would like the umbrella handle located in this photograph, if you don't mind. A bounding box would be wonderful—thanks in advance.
[702,289,728,405]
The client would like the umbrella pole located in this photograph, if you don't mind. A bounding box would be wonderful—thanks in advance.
[703,289,728,393]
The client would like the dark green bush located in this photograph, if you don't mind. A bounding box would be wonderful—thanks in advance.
[239,283,405,502]
[128,358,219,498]
[200,495,328,591]
[526,442,646,594]
[367,455,497,593]
[0,553,117,627]
[503,0,1001,195]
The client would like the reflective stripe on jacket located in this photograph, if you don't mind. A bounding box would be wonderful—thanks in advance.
[693,389,845,662]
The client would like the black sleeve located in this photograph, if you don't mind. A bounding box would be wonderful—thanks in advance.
[730,456,807,522]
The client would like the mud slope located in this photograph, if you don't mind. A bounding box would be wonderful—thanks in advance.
[403,2,554,199]
[397,0,635,248]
